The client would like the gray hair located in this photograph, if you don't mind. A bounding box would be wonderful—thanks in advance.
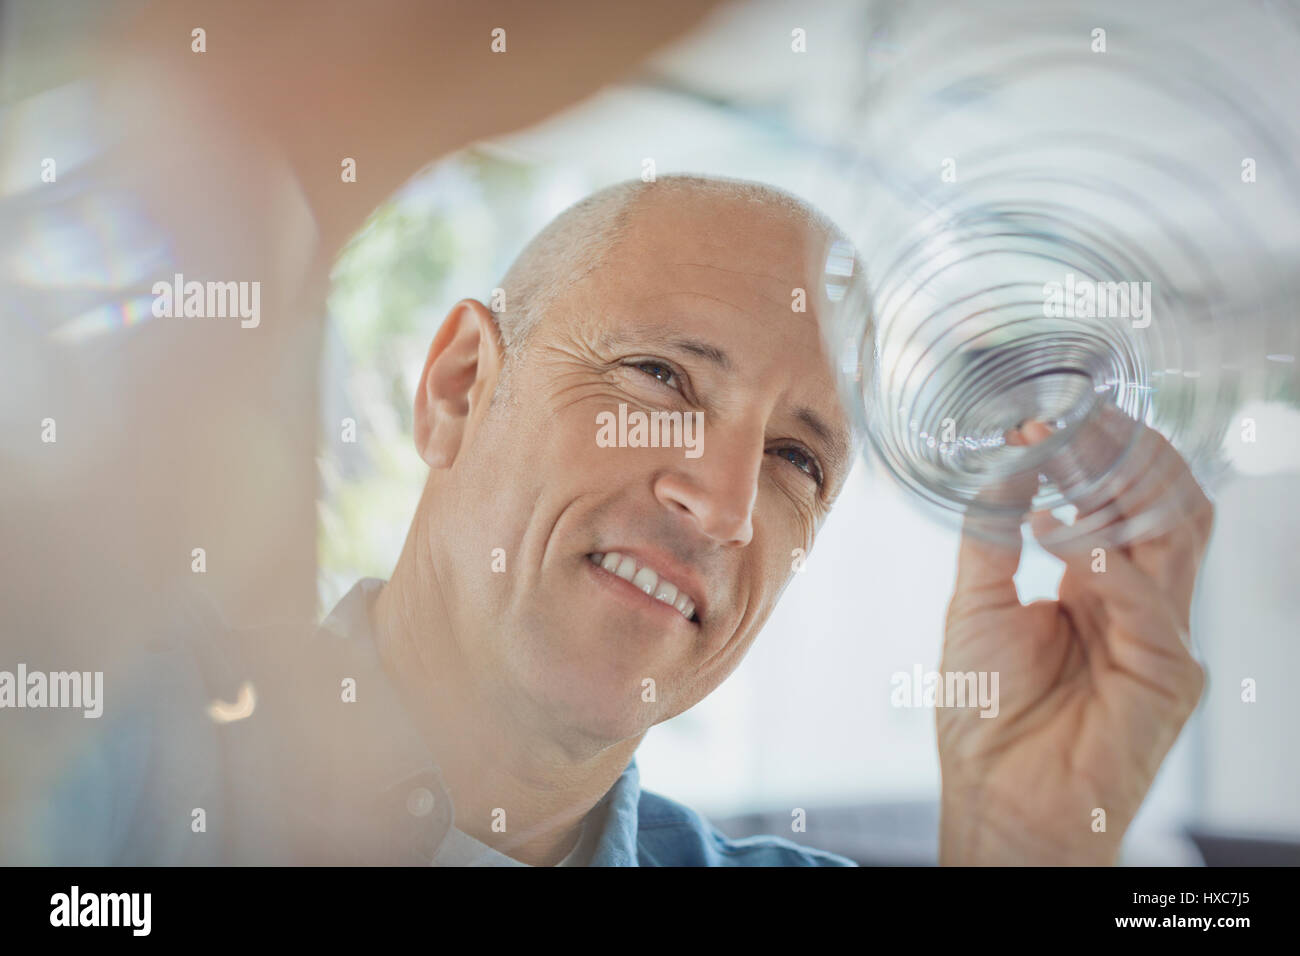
[492,174,848,356]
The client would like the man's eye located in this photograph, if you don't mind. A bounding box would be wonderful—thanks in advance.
[633,362,679,389]
[771,446,823,485]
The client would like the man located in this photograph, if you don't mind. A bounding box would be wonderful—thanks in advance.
[33,173,1212,866]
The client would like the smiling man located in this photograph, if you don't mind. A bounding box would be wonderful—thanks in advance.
[368,176,858,865]
[36,174,1212,867]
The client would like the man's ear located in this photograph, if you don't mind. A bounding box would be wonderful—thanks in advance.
[413,299,505,469]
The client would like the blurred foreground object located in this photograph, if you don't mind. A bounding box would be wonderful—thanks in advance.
[0,0,724,859]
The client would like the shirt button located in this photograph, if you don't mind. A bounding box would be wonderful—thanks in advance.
[406,786,436,818]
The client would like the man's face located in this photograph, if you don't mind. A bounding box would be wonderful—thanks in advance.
[434,194,853,750]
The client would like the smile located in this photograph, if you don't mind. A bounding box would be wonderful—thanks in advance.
[587,552,700,624]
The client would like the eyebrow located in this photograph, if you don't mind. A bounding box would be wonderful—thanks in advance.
[667,336,732,371]
[600,328,732,371]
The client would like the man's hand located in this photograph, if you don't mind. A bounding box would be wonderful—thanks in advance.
[937,407,1214,865]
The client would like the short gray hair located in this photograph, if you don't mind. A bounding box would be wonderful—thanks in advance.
[492,174,846,355]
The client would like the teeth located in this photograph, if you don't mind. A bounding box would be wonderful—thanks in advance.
[631,566,658,595]
[614,555,637,582]
[589,551,698,622]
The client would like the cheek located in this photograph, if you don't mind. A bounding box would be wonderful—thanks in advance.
[451,398,613,597]
[436,413,544,596]
[761,463,822,537]
[753,490,817,576]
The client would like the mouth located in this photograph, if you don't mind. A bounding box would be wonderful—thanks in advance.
[587,552,702,625]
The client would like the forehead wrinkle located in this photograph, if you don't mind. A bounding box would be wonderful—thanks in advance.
[639,290,747,319]
[668,260,794,283]
[664,261,799,313]
[638,287,796,326]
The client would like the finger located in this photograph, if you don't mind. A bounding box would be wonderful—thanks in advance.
[1135,517,1212,616]
[1037,404,1146,540]
[1049,405,1199,539]
[953,421,1050,600]
[1037,406,1213,608]
[1032,513,1203,699]
[1093,411,1206,535]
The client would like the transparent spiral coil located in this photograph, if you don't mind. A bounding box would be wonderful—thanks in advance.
[822,0,1300,547]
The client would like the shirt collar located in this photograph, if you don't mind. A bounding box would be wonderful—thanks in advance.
[589,756,643,866]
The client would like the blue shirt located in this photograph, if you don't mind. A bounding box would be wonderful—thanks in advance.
[39,579,855,867]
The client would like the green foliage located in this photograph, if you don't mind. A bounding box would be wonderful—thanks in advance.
[315,151,539,614]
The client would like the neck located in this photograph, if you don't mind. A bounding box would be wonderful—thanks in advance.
[369,487,639,866]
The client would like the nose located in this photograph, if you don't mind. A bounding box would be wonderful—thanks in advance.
[653,423,761,547]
